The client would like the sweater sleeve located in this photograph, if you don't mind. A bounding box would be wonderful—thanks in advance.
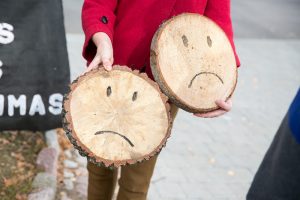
[204,0,240,67]
[81,0,117,63]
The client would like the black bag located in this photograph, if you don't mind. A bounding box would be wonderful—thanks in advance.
[0,0,70,130]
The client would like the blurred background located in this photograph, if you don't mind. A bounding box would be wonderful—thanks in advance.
[0,0,299,199]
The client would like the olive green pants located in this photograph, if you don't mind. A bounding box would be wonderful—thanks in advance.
[87,104,178,200]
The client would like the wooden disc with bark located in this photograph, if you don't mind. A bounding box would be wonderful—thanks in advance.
[151,13,238,113]
[63,66,171,167]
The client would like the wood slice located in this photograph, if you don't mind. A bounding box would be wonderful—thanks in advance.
[151,13,238,113]
[63,66,171,168]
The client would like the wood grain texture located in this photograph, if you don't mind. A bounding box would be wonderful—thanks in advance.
[63,66,171,168]
[151,13,238,113]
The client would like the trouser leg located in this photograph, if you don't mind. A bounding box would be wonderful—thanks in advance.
[87,162,118,200]
[117,156,158,200]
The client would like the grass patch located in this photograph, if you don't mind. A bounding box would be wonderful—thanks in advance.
[0,131,46,200]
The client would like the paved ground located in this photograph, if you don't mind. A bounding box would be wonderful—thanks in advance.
[232,0,300,39]
[62,0,300,199]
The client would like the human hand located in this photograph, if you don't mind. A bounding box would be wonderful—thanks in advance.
[194,98,233,118]
[85,32,114,72]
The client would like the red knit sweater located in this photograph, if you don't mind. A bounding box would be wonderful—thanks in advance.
[82,0,240,79]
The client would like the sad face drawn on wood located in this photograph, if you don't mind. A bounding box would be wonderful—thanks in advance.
[151,13,237,113]
[63,66,171,167]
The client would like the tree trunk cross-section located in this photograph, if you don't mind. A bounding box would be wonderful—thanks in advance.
[63,66,171,168]
[151,13,238,113]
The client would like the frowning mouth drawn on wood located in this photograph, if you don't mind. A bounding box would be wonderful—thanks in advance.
[188,72,224,88]
[95,130,134,147]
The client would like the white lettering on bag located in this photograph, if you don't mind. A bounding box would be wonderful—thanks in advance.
[49,93,63,115]
[0,95,4,115]
[29,94,46,116]
[0,23,14,45]
[8,94,26,116]
[0,93,64,116]
[0,22,15,79]
[0,60,3,79]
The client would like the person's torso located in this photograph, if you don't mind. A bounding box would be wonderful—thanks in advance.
[113,0,208,78]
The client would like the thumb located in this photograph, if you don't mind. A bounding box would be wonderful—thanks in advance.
[102,58,113,71]
[216,99,232,111]
[85,55,101,73]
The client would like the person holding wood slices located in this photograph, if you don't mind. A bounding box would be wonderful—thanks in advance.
[81,0,240,199]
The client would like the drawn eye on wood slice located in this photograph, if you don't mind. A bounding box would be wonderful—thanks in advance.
[62,66,171,168]
[150,13,238,113]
